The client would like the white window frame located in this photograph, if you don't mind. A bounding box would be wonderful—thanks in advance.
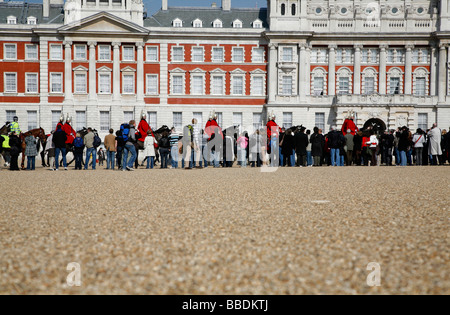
[25,73,39,94]
[418,113,428,130]
[146,74,159,95]
[173,18,183,28]
[50,44,63,61]
[190,75,205,95]
[98,45,111,61]
[50,73,63,93]
[170,69,186,95]
[27,111,38,130]
[361,67,378,95]
[27,16,37,25]
[191,46,204,63]
[148,112,157,129]
[7,16,17,25]
[212,47,224,63]
[210,69,226,95]
[253,19,263,29]
[336,67,353,95]
[4,44,17,60]
[282,47,294,62]
[74,45,87,61]
[122,73,135,95]
[281,75,293,96]
[413,67,430,96]
[231,70,246,96]
[74,73,87,94]
[98,72,112,94]
[336,48,353,64]
[232,47,245,63]
[100,111,110,132]
[146,46,158,62]
[315,112,326,130]
[213,19,223,28]
[173,112,183,130]
[233,19,243,28]
[172,46,184,62]
[51,111,61,131]
[252,47,265,63]
[75,111,86,131]
[311,48,328,64]
[253,113,263,132]
[282,112,293,129]
[311,67,328,96]
[387,68,404,94]
[193,19,203,28]
[190,69,206,95]
[4,72,17,93]
[25,44,38,60]
[251,75,265,96]
[123,46,135,62]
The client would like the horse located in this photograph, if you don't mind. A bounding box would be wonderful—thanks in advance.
[0,122,10,136]
[61,127,90,167]
[137,125,170,167]
[19,128,46,169]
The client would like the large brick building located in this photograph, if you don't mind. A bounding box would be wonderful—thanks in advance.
[0,0,449,137]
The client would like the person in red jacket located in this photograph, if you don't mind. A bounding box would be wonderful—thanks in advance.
[205,111,223,140]
[266,112,281,141]
[56,113,65,131]
[341,111,359,136]
[137,111,155,148]
[62,114,76,146]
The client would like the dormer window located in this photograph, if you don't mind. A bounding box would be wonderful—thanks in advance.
[27,17,37,25]
[253,19,262,29]
[213,19,223,28]
[233,19,243,28]
[193,19,203,28]
[173,18,183,28]
[7,16,17,25]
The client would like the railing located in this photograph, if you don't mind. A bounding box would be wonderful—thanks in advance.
[388,20,405,28]
[311,20,329,28]
[337,20,353,28]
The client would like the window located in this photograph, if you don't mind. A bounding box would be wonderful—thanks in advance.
[27,17,37,25]
[338,77,350,95]
[27,111,38,130]
[75,111,86,131]
[253,20,263,28]
[146,46,158,61]
[172,47,184,62]
[124,111,134,123]
[282,47,293,62]
[283,112,293,129]
[123,46,134,61]
[52,111,61,131]
[123,74,135,94]
[146,74,158,95]
[50,73,63,93]
[26,73,38,93]
[148,112,157,129]
[252,48,264,63]
[193,112,203,128]
[313,77,324,96]
[213,19,222,28]
[281,4,286,16]
[292,4,297,16]
[311,49,327,63]
[26,45,38,60]
[191,76,204,95]
[98,45,111,61]
[253,113,262,132]
[336,48,352,64]
[388,49,404,63]
[211,76,224,95]
[172,75,184,94]
[99,73,111,94]
[252,76,264,95]
[418,113,428,130]
[50,45,62,60]
[282,76,293,95]
[74,45,87,60]
[75,73,87,93]
[6,111,16,123]
[233,112,243,132]
[193,19,203,28]
[233,19,242,28]
[390,77,401,95]
[7,16,17,25]
[232,76,244,95]
[192,47,204,62]
[173,19,183,28]
[4,73,17,93]
[315,113,325,130]
[212,47,224,62]
[412,50,419,63]
[216,112,223,127]
[100,111,110,132]
[4,44,17,60]
[233,48,244,63]
[415,77,426,96]
[365,77,375,95]
[173,112,183,130]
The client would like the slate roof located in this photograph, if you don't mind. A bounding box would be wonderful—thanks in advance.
[145,7,268,29]
[0,2,64,24]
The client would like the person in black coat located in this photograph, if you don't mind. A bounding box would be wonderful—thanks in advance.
[294,127,308,167]
[281,129,295,167]
[9,132,21,171]
[310,127,325,166]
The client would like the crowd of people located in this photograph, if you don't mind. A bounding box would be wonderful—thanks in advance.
[1,112,449,171]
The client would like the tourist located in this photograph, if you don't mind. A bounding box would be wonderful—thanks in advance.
[53,125,68,171]
[237,132,248,168]
[158,130,171,169]
[25,134,38,171]
[353,131,363,166]
[344,129,354,166]
[122,121,137,171]
[73,133,84,170]
[327,126,343,166]
[366,130,379,166]
[9,132,21,171]
[306,130,313,166]
[398,127,410,166]
[281,129,295,167]
[169,127,180,169]
[84,128,97,170]
[310,127,324,167]
[412,129,426,166]
[427,123,442,166]
[294,126,308,167]
[98,148,105,167]
[440,129,448,165]
[45,132,55,170]
[143,130,156,169]
[104,129,116,170]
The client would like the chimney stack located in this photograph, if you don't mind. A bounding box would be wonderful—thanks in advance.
[162,0,168,11]
[222,0,231,11]
[43,0,50,18]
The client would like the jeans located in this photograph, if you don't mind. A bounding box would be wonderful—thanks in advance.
[146,156,155,169]
[74,152,83,170]
[279,147,284,167]
[407,148,413,166]
[340,154,345,167]
[122,144,136,170]
[212,151,221,168]
[395,148,401,166]
[116,146,123,169]
[55,147,67,170]
[85,147,96,170]
[107,151,115,170]
[160,148,170,168]
[307,151,312,166]
[27,156,35,170]
[415,147,423,165]
[330,148,340,166]
[171,145,179,168]
[400,150,407,166]
[238,148,247,167]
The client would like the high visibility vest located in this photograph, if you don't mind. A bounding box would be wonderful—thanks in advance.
[1,135,10,149]
[10,122,20,134]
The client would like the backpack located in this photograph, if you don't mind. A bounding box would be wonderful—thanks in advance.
[93,133,102,148]
[73,137,83,148]
[120,123,130,142]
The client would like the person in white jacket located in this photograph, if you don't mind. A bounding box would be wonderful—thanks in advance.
[412,129,426,166]
[366,131,379,166]
[45,132,56,171]
[143,130,156,169]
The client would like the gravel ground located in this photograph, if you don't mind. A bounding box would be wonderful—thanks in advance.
[0,166,448,295]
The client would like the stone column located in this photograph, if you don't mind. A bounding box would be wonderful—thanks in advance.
[354,44,363,95]
[438,44,448,102]
[328,44,337,96]
[298,43,308,100]
[268,43,278,103]
[405,44,414,95]
[136,42,145,102]
[64,41,72,101]
[88,41,97,101]
[306,44,311,96]
[379,44,388,94]
[430,44,437,96]
[112,42,121,101]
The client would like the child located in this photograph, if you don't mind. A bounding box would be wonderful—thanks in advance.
[237,133,248,168]
[143,130,156,169]
[25,134,38,170]
[73,133,85,170]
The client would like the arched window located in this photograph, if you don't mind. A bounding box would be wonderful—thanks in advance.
[292,4,296,16]
[361,68,378,95]
[337,68,353,95]
[311,67,328,96]
[281,4,286,16]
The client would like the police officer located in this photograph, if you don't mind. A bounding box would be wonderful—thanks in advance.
[10,116,21,135]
